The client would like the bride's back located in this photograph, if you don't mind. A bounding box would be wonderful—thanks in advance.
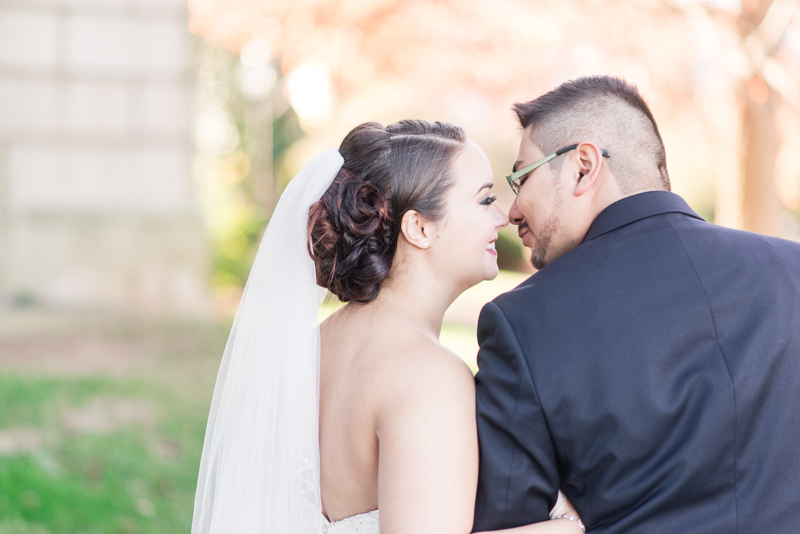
[318,304,421,521]
[319,306,382,521]
[319,292,477,523]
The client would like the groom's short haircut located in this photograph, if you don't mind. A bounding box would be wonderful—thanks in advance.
[513,76,670,193]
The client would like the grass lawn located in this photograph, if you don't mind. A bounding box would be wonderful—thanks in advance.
[0,315,227,534]
[0,271,528,533]
[0,375,204,534]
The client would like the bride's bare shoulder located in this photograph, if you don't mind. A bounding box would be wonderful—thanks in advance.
[401,340,474,383]
[376,337,476,422]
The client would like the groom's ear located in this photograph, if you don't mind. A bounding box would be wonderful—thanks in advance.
[400,210,433,250]
[573,142,604,197]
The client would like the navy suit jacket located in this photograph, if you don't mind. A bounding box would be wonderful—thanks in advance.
[473,191,800,533]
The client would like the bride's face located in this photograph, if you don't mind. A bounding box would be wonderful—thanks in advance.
[433,140,509,288]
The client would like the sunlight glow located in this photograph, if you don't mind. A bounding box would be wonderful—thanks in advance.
[284,63,334,129]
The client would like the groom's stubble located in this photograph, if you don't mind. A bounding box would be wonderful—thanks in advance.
[529,214,561,270]
[528,181,568,270]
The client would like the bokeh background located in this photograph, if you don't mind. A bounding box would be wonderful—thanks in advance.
[1,0,799,532]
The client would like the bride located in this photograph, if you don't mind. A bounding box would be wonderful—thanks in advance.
[192,120,584,534]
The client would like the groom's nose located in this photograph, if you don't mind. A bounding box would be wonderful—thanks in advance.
[508,197,525,226]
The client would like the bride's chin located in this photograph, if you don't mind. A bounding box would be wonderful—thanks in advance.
[482,264,500,281]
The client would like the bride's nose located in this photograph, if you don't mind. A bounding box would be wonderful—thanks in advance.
[493,203,510,229]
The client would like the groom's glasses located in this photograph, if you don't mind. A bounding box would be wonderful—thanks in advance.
[506,144,611,196]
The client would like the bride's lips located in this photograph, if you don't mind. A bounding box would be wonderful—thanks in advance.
[486,237,498,256]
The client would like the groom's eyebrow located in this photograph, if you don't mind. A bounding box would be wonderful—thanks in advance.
[513,160,522,173]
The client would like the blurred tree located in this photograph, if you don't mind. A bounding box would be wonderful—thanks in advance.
[736,0,799,235]
[192,41,304,294]
[684,0,800,235]
[188,0,800,288]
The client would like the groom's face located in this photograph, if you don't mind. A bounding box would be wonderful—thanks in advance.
[509,131,575,270]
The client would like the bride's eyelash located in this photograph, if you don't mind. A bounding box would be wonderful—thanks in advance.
[480,196,497,206]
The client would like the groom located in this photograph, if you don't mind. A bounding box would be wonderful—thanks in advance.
[473,76,800,533]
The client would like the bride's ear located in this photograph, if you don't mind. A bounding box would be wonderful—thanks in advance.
[400,210,433,250]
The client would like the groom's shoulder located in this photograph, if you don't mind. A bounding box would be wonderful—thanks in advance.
[669,214,800,263]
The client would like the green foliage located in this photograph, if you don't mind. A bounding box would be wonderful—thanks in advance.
[495,226,528,272]
[195,45,306,291]
[214,109,304,289]
[272,110,304,184]
[209,190,268,290]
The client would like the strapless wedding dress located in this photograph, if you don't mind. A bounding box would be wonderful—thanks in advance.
[322,510,379,533]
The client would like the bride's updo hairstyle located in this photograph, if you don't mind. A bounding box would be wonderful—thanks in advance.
[308,120,465,304]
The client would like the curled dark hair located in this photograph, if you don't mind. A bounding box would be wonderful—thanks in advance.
[307,120,465,304]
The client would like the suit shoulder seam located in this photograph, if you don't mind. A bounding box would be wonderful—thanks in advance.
[664,213,739,533]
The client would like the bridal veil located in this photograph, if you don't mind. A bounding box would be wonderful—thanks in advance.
[192,149,344,534]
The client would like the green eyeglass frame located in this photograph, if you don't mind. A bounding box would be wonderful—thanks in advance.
[506,144,611,195]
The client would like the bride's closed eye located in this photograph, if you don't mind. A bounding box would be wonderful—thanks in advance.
[480,195,497,206]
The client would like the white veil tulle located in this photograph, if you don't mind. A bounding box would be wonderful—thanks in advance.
[192,149,344,534]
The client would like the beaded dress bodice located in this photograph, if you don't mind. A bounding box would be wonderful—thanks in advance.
[322,510,379,534]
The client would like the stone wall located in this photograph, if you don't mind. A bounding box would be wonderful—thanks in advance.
[0,0,210,314]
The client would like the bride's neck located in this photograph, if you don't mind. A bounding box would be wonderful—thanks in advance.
[353,258,460,339]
